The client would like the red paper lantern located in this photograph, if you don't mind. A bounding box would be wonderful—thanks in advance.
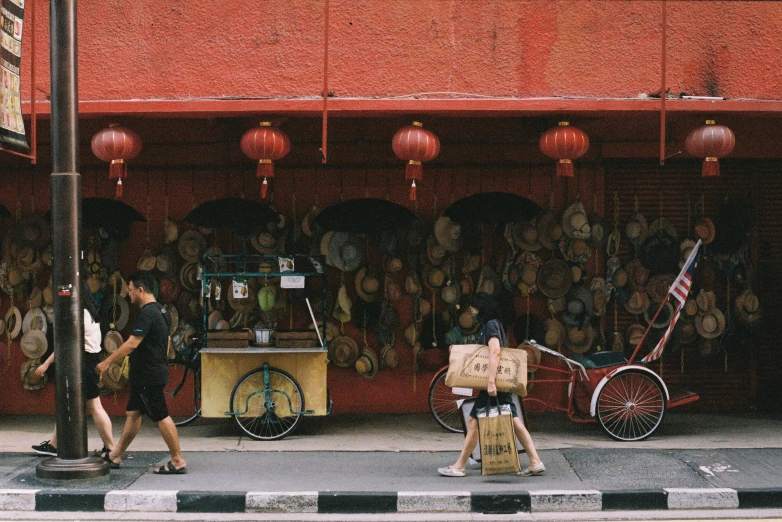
[539,121,589,178]
[685,120,735,178]
[91,124,142,199]
[392,121,440,201]
[240,122,291,199]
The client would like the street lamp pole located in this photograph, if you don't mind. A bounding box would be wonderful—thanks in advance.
[36,0,108,480]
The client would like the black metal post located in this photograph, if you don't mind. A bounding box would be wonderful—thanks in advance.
[37,0,108,479]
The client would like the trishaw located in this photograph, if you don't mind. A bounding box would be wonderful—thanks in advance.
[429,340,699,442]
[165,253,331,441]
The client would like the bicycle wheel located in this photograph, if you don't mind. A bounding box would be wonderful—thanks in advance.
[165,362,201,427]
[429,368,475,433]
[596,370,666,442]
[229,366,304,441]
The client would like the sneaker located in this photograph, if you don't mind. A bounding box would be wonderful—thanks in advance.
[32,441,57,457]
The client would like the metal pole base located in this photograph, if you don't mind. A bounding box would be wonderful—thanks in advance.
[36,456,109,480]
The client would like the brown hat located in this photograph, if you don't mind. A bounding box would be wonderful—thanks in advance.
[422,265,446,291]
[696,307,726,339]
[611,331,625,353]
[536,259,572,299]
[355,267,381,303]
[565,323,594,354]
[735,290,761,326]
[136,248,158,272]
[332,283,352,323]
[625,212,649,246]
[644,301,675,329]
[625,259,650,288]
[329,335,359,368]
[696,289,716,314]
[380,345,399,370]
[163,218,179,244]
[647,274,675,304]
[4,305,21,339]
[626,323,646,349]
[476,266,503,297]
[536,211,563,251]
[103,330,124,354]
[426,235,447,266]
[694,217,716,245]
[100,360,128,392]
[158,277,183,304]
[441,281,461,305]
[511,219,541,252]
[178,230,208,262]
[684,298,698,317]
[328,232,363,272]
[383,254,403,274]
[404,322,418,347]
[544,318,565,350]
[624,289,651,315]
[434,216,463,253]
[355,347,379,378]
[22,308,47,335]
[20,358,48,391]
[165,304,179,335]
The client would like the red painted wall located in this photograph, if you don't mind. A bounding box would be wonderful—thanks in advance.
[19,1,782,104]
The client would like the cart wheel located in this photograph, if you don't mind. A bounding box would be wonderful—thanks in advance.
[166,362,201,427]
[596,370,666,442]
[229,366,304,441]
[429,368,475,433]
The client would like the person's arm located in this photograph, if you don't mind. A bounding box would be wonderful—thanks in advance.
[95,335,143,377]
[486,335,501,396]
[34,352,55,377]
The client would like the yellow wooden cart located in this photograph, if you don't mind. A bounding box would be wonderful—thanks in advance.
[196,253,330,440]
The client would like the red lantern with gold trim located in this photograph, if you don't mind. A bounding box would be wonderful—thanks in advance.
[392,121,440,201]
[91,124,142,199]
[240,122,291,199]
[685,120,735,178]
[539,121,589,178]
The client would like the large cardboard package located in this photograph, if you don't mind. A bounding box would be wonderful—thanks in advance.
[445,344,527,396]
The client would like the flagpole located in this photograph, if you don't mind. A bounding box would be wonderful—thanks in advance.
[628,293,672,364]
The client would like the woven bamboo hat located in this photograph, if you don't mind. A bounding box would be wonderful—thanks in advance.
[332,283,352,323]
[380,344,399,370]
[512,219,541,252]
[536,259,572,299]
[328,335,359,368]
[696,307,726,339]
[565,323,594,354]
[100,361,128,392]
[694,217,716,245]
[544,318,565,350]
[178,230,207,262]
[562,200,591,240]
[625,212,648,246]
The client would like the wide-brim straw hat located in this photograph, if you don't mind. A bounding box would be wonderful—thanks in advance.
[735,290,761,326]
[178,230,208,262]
[422,264,446,292]
[404,322,418,347]
[329,335,359,368]
[644,301,675,329]
[136,249,158,272]
[20,329,48,359]
[22,308,47,335]
[380,344,399,370]
[562,286,593,327]
[101,296,130,331]
[536,211,563,251]
[28,287,43,309]
[563,237,593,264]
[679,238,697,268]
[696,289,716,314]
[626,323,647,350]
[536,259,572,299]
[5,305,22,340]
[15,215,51,249]
[426,235,447,266]
[476,266,503,297]
[100,361,128,392]
[565,323,594,354]
[434,216,463,253]
[588,214,608,251]
[694,217,716,245]
[625,212,649,246]
[695,307,726,339]
[624,289,651,315]
[103,330,124,354]
[355,347,379,378]
[383,254,403,275]
[164,304,179,335]
[624,258,650,288]
[544,318,566,350]
[647,273,675,304]
[684,297,698,317]
[155,247,179,276]
[251,230,283,255]
[21,358,48,391]
[355,267,381,303]
[562,200,591,240]
[328,232,363,272]
[441,280,461,305]
[512,219,541,252]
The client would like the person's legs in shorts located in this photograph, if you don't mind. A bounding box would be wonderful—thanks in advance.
[84,353,115,452]
[138,385,187,472]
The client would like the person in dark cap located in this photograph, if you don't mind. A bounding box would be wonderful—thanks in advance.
[438,292,544,478]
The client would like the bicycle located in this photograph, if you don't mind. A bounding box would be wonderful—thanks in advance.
[165,336,202,427]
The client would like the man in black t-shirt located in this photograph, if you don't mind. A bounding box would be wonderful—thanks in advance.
[96,271,187,474]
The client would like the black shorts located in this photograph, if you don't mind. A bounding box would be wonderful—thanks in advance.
[126,384,169,422]
[469,390,518,420]
[83,352,102,401]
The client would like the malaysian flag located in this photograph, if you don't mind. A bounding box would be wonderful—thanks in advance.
[641,240,702,363]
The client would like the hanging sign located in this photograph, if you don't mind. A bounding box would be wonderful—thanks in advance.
[0,0,28,151]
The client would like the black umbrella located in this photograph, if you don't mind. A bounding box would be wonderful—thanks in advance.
[82,197,145,230]
[314,198,416,234]
[184,197,278,239]
[443,192,543,223]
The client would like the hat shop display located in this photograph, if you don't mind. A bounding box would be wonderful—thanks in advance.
[696,307,726,339]
[624,289,651,315]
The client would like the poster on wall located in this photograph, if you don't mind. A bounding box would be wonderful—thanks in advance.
[0,0,27,152]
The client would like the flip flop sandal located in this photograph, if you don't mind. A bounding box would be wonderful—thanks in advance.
[518,464,546,477]
[92,446,110,457]
[154,461,188,475]
[437,466,466,477]
[101,452,121,469]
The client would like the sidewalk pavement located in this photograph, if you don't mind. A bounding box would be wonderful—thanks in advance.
[1,411,782,515]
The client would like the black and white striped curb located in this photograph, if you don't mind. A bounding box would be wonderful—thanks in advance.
[1,488,781,513]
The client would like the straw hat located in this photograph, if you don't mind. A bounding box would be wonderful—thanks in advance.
[679,239,697,269]
[459,276,474,297]
[611,331,625,353]
[103,330,124,354]
[163,218,179,244]
[626,323,646,350]
[100,360,128,392]
[462,254,481,275]
[20,358,48,391]
[624,289,651,315]
[625,212,649,246]
[696,289,716,314]
[434,216,463,253]
[332,283,352,323]
[565,323,594,354]
[511,219,541,252]
[5,305,22,339]
[165,304,179,335]
[155,248,178,276]
[695,307,726,339]
[383,255,403,274]
[644,302,675,329]
[136,249,157,272]
[562,286,593,327]
[694,217,716,245]
[544,318,565,350]
[405,273,422,296]
[426,235,447,266]
[476,266,503,297]
[683,297,698,317]
[441,280,461,306]
[380,344,399,370]
[422,265,446,292]
[178,230,208,262]
[517,252,543,297]
[562,200,591,240]
[536,211,563,251]
[22,308,47,335]
[623,259,649,288]
[355,267,381,303]
[251,230,282,255]
[328,335,360,368]
[404,322,418,347]
[328,232,363,272]
[647,273,675,304]
[158,277,183,304]
[418,298,432,318]
[28,287,43,309]
[355,347,379,378]
[680,319,698,344]
[735,290,761,326]
[649,218,678,240]
[536,259,572,299]
[20,329,48,359]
